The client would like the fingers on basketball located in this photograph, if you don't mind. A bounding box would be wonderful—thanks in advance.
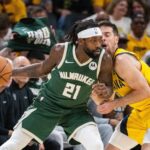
[0,56,13,85]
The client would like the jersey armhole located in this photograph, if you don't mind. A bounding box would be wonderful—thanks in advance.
[57,42,68,69]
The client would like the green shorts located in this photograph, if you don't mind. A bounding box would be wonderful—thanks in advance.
[15,98,95,144]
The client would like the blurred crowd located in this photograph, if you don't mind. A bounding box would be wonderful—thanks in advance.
[0,0,150,150]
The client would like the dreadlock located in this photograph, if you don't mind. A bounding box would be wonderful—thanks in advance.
[64,19,99,45]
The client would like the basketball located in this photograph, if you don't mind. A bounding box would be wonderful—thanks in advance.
[0,56,13,86]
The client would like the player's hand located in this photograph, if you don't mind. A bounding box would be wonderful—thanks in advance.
[109,119,119,127]
[97,101,117,114]
[91,83,111,105]
[92,83,110,98]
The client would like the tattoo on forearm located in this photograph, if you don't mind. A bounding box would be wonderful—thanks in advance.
[12,63,43,78]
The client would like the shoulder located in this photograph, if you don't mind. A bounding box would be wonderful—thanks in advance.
[50,43,66,58]
[123,17,131,23]
[115,53,131,67]
[115,53,135,64]
[48,42,68,65]
[52,43,66,52]
[115,53,140,71]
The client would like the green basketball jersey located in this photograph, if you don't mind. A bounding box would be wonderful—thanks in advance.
[38,42,105,109]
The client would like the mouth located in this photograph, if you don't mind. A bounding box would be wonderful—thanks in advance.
[93,48,100,54]
[102,44,107,49]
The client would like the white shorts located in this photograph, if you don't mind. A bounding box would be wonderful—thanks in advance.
[109,123,138,150]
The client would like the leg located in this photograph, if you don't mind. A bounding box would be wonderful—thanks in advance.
[0,127,33,150]
[107,123,138,150]
[142,143,150,150]
[73,124,104,150]
[44,138,61,150]
[97,124,113,147]
[105,144,120,150]
[142,129,150,150]
[44,128,64,150]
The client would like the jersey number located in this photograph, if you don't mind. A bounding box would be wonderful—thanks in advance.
[62,83,81,100]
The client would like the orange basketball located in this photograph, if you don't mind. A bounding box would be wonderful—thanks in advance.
[0,56,13,86]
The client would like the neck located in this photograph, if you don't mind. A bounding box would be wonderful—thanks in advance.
[75,46,90,63]
[131,31,144,40]
[14,80,26,88]
[111,45,118,56]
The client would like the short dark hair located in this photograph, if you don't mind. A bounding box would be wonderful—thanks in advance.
[98,21,119,36]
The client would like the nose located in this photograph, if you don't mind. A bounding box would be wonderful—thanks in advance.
[96,41,102,49]
[102,35,105,42]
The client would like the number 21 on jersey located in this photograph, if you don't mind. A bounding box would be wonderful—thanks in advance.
[62,82,81,100]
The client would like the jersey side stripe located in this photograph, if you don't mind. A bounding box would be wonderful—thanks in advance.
[97,49,105,78]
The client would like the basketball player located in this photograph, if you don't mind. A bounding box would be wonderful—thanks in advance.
[0,20,113,150]
[95,21,150,150]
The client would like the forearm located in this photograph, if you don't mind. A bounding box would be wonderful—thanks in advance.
[106,86,113,98]
[12,63,44,78]
[91,84,113,105]
[114,89,150,108]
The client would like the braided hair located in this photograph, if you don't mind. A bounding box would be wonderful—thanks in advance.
[64,19,99,45]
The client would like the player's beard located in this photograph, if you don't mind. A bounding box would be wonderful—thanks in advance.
[84,48,100,59]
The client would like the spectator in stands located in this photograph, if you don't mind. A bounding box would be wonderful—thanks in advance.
[107,0,131,37]
[41,0,57,28]
[0,0,27,24]
[27,4,57,30]
[127,13,150,59]
[27,5,47,18]
[127,0,150,36]
[128,0,148,21]
[0,13,11,50]
[52,0,93,32]
[0,83,14,145]
[10,56,33,123]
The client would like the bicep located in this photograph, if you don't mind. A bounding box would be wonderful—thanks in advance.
[116,56,149,90]
[41,45,64,75]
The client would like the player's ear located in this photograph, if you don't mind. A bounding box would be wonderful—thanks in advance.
[115,35,119,45]
[78,39,84,46]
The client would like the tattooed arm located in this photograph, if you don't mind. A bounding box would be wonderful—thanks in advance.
[12,44,65,78]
